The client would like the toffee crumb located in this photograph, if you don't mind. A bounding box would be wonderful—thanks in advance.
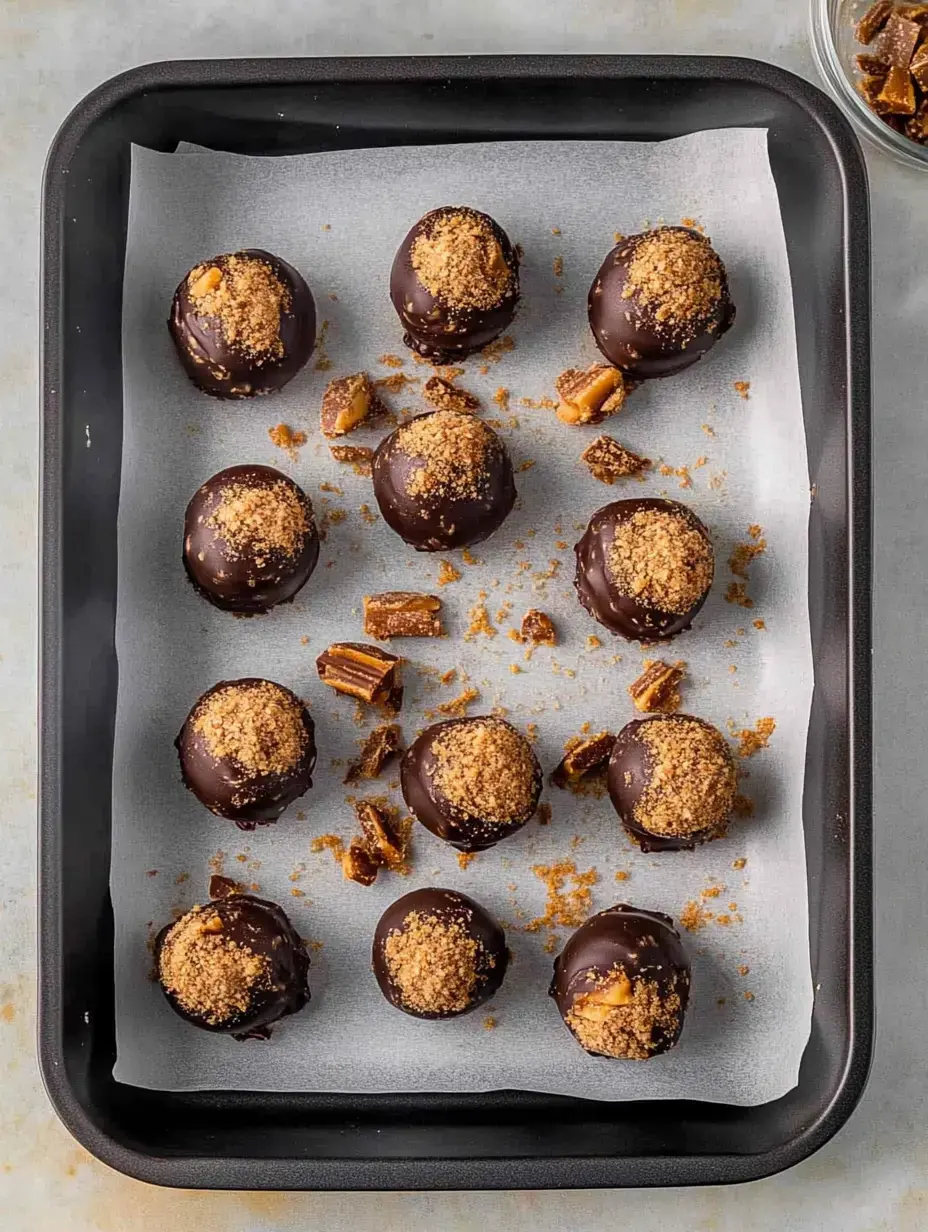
[432,718,538,824]
[192,681,307,776]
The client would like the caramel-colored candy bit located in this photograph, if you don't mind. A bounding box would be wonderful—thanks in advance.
[555,364,627,425]
[580,434,650,484]
[199,914,224,934]
[521,608,556,646]
[910,44,928,89]
[363,592,443,639]
[855,0,893,43]
[329,444,374,475]
[857,74,889,108]
[321,372,374,438]
[551,731,614,787]
[878,64,917,112]
[316,641,401,704]
[355,800,405,867]
[628,660,686,713]
[422,375,481,414]
[342,841,379,886]
[898,2,928,22]
[906,99,928,138]
[189,265,223,298]
[573,972,634,1020]
[855,51,889,76]
[344,723,402,784]
[875,12,921,65]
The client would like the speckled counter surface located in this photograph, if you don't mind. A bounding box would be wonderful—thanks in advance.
[1,1,921,1227]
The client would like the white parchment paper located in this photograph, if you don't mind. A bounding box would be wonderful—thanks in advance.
[113,131,813,1103]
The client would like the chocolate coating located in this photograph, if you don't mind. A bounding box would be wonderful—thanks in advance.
[389,206,520,361]
[372,887,509,1019]
[401,717,542,852]
[588,227,734,379]
[371,411,516,552]
[182,463,319,614]
[168,249,315,398]
[550,904,690,1057]
[574,497,713,641]
[155,894,310,1039]
[607,715,734,852]
[176,678,316,828]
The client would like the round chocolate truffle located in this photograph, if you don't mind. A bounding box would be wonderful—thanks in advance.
[389,206,520,361]
[401,715,542,852]
[168,249,315,398]
[183,464,319,614]
[372,410,516,551]
[176,678,316,828]
[574,497,714,641]
[608,714,737,852]
[550,904,690,1059]
[155,894,310,1039]
[372,887,508,1019]
[588,227,734,379]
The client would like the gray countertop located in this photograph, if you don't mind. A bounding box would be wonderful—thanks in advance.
[1,0,921,1227]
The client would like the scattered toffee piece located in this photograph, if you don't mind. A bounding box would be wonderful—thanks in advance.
[176,679,316,827]
[551,904,690,1059]
[329,444,374,475]
[401,716,542,852]
[574,498,714,641]
[183,464,319,614]
[371,410,516,551]
[316,642,401,706]
[343,841,379,886]
[588,228,734,379]
[344,724,403,784]
[555,364,628,425]
[580,435,650,484]
[628,660,686,713]
[390,206,520,361]
[363,592,443,639]
[168,250,315,398]
[423,375,481,414]
[320,372,378,437]
[155,895,310,1038]
[551,732,614,788]
[521,608,556,646]
[208,873,242,899]
[372,887,508,1018]
[607,714,737,852]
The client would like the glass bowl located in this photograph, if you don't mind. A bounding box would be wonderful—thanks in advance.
[810,0,928,168]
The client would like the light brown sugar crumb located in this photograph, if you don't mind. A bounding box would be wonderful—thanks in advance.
[206,479,310,560]
[734,380,751,400]
[480,335,515,365]
[457,851,477,871]
[483,1014,498,1029]
[462,548,481,566]
[493,386,511,413]
[268,423,307,459]
[437,686,480,718]
[729,526,767,579]
[753,618,766,630]
[192,681,307,776]
[432,719,538,824]
[379,353,405,368]
[188,254,288,356]
[608,509,713,615]
[623,229,723,330]
[735,716,776,758]
[158,905,270,1025]
[680,900,714,932]
[526,860,598,932]
[566,967,683,1060]
[310,833,346,863]
[411,210,513,311]
[465,595,497,640]
[634,717,736,837]
[400,411,497,502]
[725,581,754,608]
[437,559,462,587]
[384,911,482,1014]
[615,869,630,882]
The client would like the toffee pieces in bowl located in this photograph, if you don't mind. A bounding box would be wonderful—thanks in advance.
[390,206,520,361]
[401,715,542,852]
[183,464,319,614]
[176,678,316,828]
[588,226,734,379]
[607,713,737,852]
[372,410,516,552]
[155,894,310,1039]
[168,249,315,398]
[551,904,690,1060]
[574,497,714,641]
[372,887,509,1019]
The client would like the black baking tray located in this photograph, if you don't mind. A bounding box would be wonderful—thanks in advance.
[39,55,872,1190]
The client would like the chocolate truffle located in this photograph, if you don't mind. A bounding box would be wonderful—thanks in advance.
[551,904,690,1059]
[168,249,315,398]
[574,497,714,641]
[588,227,734,379]
[155,894,310,1039]
[390,206,519,361]
[401,716,542,852]
[176,678,316,828]
[372,410,516,551]
[608,714,737,852]
[183,464,319,614]
[372,887,508,1018]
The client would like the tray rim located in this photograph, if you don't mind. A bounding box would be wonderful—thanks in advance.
[39,52,873,1191]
